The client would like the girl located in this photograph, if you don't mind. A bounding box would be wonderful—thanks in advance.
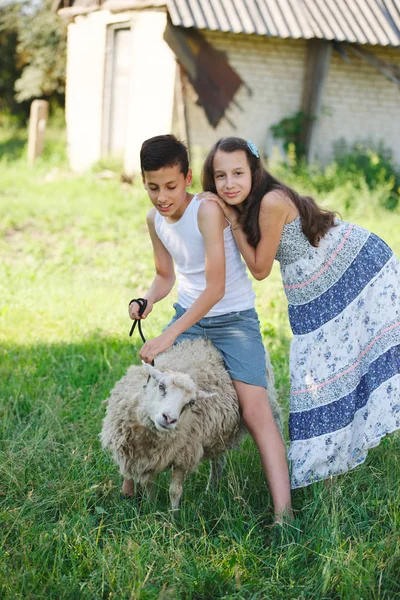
[200,136,400,489]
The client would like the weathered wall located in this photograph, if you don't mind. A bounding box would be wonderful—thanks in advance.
[65,10,132,171]
[315,45,400,164]
[65,8,176,172]
[123,10,176,174]
[65,12,400,172]
[182,33,307,160]
[183,32,400,165]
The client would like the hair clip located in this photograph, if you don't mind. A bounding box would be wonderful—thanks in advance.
[246,140,260,158]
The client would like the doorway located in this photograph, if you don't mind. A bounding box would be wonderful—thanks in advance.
[102,25,131,157]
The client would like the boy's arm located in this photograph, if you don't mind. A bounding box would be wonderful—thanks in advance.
[129,208,175,320]
[140,201,226,364]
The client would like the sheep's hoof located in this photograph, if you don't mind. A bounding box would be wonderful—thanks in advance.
[119,487,146,505]
[168,507,181,521]
[120,478,135,496]
[119,492,133,501]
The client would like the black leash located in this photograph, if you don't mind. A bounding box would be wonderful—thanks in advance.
[129,298,147,342]
[129,298,155,367]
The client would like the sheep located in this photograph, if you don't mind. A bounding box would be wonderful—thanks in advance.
[100,338,282,511]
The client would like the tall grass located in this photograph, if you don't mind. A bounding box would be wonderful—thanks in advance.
[0,124,399,599]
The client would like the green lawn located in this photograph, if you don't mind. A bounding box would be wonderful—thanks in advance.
[0,127,399,599]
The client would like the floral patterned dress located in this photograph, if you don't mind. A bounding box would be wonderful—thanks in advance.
[275,217,400,488]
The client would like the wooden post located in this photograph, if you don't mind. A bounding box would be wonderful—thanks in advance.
[175,62,190,157]
[300,40,332,162]
[28,100,49,165]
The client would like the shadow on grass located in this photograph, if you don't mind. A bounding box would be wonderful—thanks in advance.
[0,335,399,599]
[0,333,138,403]
[0,337,277,568]
[0,334,281,522]
[0,136,26,161]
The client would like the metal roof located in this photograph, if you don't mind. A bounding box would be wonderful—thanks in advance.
[166,0,400,47]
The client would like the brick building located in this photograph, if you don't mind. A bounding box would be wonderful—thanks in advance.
[54,0,400,173]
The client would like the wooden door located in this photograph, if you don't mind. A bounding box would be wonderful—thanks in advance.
[103,26,131,157]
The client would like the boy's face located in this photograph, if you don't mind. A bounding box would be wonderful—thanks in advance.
[142,165,192,222]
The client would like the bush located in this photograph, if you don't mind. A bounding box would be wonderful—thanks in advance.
[333,140,400,210]
[271,140,400,213]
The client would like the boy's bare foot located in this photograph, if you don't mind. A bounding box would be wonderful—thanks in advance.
[121,478,135,497]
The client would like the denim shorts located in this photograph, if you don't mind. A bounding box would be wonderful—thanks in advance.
[165,303,268,389]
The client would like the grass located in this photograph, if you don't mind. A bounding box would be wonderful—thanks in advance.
[0,124,399,599]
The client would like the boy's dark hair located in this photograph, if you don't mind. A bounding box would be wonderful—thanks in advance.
[140,134,189,176]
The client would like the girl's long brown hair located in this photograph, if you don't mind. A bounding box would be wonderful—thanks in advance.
[202,137,337,248]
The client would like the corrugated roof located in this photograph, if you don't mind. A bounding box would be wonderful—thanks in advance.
[166,0,400,46]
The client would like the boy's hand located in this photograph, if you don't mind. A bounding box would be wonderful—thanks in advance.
[140,330,177,364]
[129,299,153,320]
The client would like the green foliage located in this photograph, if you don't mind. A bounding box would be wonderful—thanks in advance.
[272,140,400,214]
[0,24,18,109]
[270,111,312,157]
[0,129,399,598]
[0,2,30,119]
[91,155,126,174]
[0,117,67,164]
[0,0,66,121]
[14,0,67,103]
[333,139,400,210]
[270,113,400,211]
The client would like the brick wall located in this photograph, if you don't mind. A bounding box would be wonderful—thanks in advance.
[183,33,307,160]
[65,11,400,172]
[316,46,400,164]
[183,32,400,166]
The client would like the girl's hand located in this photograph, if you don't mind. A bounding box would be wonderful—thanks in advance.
[140,330,176,364]
[196,191,221,203]
[197,192,240,227]
[128,299,153,320]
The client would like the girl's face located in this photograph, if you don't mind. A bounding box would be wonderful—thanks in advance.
[213,150,252,206]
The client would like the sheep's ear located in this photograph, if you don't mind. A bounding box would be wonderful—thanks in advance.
[142,362,164,382]
[197,390,216,400]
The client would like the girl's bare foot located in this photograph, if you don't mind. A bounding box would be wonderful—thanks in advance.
[274,507,294,526]
[121,477,135,497]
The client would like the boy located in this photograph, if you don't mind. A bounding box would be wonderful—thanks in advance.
[127,135,292,523]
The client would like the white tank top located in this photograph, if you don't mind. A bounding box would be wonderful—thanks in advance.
[154,197,255,317]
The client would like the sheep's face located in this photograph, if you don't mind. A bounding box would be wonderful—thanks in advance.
[141,364,213,432]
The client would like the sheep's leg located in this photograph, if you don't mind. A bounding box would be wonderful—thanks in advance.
[169,468,186,511]
[121,477,135,497]
[206,455,226,492]
[144,476,156,502]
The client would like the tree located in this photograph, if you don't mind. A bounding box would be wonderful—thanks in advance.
[0,0,66,119]
[0,2,27,117]
[14,0,66,104]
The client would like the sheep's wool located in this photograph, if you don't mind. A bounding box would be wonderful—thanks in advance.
[100,338,281,506]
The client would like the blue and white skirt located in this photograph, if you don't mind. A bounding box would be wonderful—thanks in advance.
[284,226,400,488]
